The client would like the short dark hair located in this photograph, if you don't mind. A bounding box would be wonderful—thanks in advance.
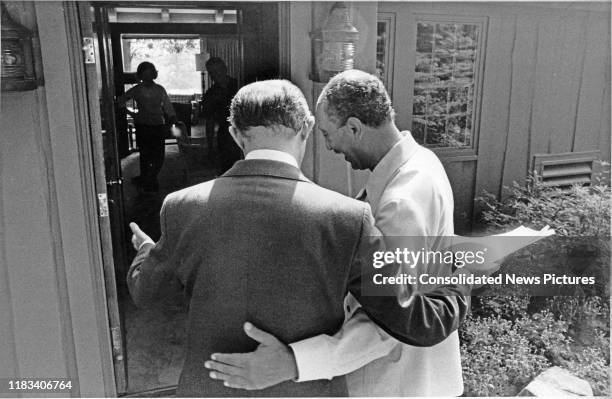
[136,61,156,80]
[229,80,312,134]
[205,57,227,72]
[320,70,395,128]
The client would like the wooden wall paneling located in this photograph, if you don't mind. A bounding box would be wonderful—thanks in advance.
[0,111,19,383]
[500,13,539,191]
[598,64,611,162]
[351,2,377,75]
[528,15,562,162]
[573,13,609,152]
[2,5,74,378]
[599,22,611,162]
[34,83,82,395]
[38,2,114,394]
[310,3,335,188]
[547,12,589,154]
[311,81,350,194]
[308,2,377,195]
[347,2,377,196]
[1,90,69,380]
[288,2,314,179]
[385,5,415,132]
[0,3,34,380]
[444,161,476,233]
[473,15,514,201]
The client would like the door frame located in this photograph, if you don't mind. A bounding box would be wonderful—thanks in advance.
[51,2,120,396]
[61,1,292,395]
[80,3,131,393]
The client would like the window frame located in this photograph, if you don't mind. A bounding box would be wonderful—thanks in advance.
[376,12,397,97]
[407,13,488,159]
[119,34,201,73]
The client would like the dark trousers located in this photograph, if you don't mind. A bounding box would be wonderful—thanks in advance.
[136,124,167,189]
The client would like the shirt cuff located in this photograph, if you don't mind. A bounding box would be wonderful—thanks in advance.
[289,337,335,382]
[138,239,155,251]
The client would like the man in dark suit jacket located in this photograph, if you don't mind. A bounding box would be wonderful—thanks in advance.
[127,80,470,397]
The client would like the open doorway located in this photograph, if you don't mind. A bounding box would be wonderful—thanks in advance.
[82,2,284,395]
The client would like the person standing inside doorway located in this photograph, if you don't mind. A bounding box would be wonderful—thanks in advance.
[118,61,177,192]
[201,57,241,174]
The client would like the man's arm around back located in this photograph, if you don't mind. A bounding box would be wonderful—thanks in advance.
[345,204,470,347]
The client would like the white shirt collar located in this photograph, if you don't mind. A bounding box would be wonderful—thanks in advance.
[365,132,419,208]
[245,149,299,168]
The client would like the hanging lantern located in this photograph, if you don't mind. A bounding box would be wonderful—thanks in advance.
[1,2,38,91]
[320,2,359,82]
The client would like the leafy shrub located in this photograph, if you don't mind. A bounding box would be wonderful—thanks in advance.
[513,310,572,360]
[543,296,610,396]
[466,173,611,395]
[460,314,550,396]
[567,331,610,396]
[546,296,610,338]
[460,176,611,396]
[459,301,611,397]
[472,294,530,320]
[476,174,610,296]
[477,174,610,238]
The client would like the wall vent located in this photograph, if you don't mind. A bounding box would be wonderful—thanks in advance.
[532,151,601,188]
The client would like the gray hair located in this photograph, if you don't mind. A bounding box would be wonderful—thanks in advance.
[229,80,313,135]
[320,70,395,127]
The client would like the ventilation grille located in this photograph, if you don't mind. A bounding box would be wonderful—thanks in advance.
[533,151,600,188]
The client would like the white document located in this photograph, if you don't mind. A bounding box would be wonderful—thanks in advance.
[450,225,555,275]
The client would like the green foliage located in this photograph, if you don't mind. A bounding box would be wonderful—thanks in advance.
[125,38,202,94]
[467,176,611,396]
[546,296,610,337]
[460,314,552,396]
[545,296,610,396]
[513,311,572,359]
[461,309,578,396]
[476,174,611,237]
[129,38,198,58]
[412,22,479,148]
[472,294,530,320]
[476,174,610,296]
[459,304,610,396]
[566,331,610,396]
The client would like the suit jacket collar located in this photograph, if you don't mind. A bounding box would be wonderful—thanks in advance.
[222,159,312,183]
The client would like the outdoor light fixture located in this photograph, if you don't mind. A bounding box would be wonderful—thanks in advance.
[1,1,39,91]
[311,2,359,83]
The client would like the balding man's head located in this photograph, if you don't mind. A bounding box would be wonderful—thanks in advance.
[228,80,314,163]
[229,80,313,137]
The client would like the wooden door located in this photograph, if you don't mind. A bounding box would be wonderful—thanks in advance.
[378,3,489,232]
[77,3,129,394]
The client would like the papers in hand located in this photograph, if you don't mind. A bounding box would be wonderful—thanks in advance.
[489,225,555,263]
[450,225,555,276]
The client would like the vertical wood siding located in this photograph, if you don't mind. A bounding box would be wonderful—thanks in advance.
[475,5,610,202]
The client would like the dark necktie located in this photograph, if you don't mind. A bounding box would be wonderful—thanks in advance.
[355,187,368,202]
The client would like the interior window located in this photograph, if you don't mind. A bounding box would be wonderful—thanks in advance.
[121,36,202,95]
